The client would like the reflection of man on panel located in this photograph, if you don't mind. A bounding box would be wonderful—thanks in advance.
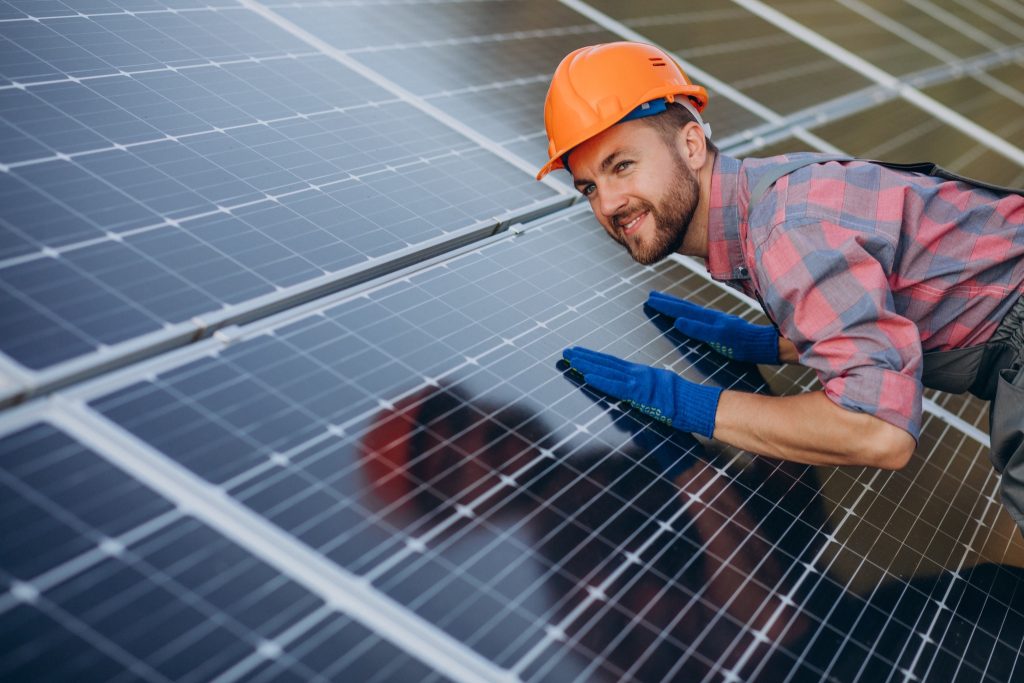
[535,42,1024,535]
[358,385,1024,681]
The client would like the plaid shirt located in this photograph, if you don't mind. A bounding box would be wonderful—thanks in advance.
[706,152,1024,438]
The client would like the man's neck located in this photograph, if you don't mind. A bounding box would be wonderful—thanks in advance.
[677,150,716,260]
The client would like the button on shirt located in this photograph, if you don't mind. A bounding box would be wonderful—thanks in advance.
[705,153,1024,439]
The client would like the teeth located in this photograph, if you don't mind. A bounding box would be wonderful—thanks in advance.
[621,212,644,233]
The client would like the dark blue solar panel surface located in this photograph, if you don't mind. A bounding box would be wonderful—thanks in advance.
[2,0,1024,681]
[0,421,450,683]
[85,213,1024,681]
[0,9,562,372]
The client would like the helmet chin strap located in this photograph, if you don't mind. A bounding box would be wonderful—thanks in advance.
[677,98,713,141]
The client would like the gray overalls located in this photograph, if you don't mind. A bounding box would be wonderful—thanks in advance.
[750,158,1024,535]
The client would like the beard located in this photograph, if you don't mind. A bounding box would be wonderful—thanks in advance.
[613,152,700,265]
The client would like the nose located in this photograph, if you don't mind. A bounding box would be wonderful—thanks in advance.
[596,183,628,219]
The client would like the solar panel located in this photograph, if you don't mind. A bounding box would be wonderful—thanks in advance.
[2,0,1023,681]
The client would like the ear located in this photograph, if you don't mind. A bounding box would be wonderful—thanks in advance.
[675,121,708,172]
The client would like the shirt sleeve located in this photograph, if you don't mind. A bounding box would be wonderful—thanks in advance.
[753,217,924,440]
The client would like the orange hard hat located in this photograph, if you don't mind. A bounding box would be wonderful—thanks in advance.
[536,42,709,180]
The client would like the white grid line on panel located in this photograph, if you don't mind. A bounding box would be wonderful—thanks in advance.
[833,0,1024,108]
[51,232,811,679]
[835,427,994,682]
[900,486,1005,681]
[509,462,734,679]
[0,5,246,24]
[557,0,844,156]
[0,193,571,408]
[342,23,604,55]
[0,417,350,683]
[224,244,1015,679]
[48,399,518,683]
[1,119,481,273]
[729,0,1024,167]
[1,97,404,172]
[834,0,970,65]
[572,452,828,682]
[237,0,569,193]
[770,417,1007,683]
[351,279,786,679]
[25,215,1024,683]
[28,596,172,681]
[207,605,335,683]
[929,453,1023,681]
[990,0,1024,21]
[0,139,491,270]
[922,396,990,446]
[770,464,950,683]
[20,5,262,82]
[261,0,508,6]
[914,0,1020,44]
[659,43,1023,158]
[714,465,890,683]
[949,113,1024,173]
[0,511,182,616]
[0,52,324,92]
[616,467,832,683]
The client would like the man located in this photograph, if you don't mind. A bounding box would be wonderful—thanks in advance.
[536,42,1024,534]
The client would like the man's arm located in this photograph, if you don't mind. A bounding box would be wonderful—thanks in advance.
[714,390,916,469]
[561,347,918,470]
[778,337,799,364]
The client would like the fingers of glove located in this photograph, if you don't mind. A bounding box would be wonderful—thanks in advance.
[671,316,720,342]
[562,347,645,395]
[646,291,715,322]
[578,370,636,401]
[563,346,642,376]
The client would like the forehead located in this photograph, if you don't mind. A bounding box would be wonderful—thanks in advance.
[567,120,662,177]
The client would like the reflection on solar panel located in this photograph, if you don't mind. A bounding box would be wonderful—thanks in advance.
[2,0,1023,681]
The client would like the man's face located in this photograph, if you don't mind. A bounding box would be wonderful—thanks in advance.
[568,120,700,265]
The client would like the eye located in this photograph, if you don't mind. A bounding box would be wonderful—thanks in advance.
[580,183,596,197]
[614,160,633,173]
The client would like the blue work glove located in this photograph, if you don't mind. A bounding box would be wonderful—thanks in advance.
[562,346,722,438]
[646,290,779,364]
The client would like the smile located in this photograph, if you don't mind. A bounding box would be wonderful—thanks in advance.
[620,211,648,236]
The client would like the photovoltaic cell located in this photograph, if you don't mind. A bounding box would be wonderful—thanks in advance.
[585,0,877,114]
[2,0,1024,681]
[808,96,1024,186]
[271,0,597,50]
[0,421,448,683]
[0,6,311,86]
[0,24,561,372]
[78,213,1024,681]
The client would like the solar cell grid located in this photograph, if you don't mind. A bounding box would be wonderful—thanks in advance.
[2,0,1024,680]
[271,0,594,51]
[0,98,559,376]
[586,0,877,114]
[0,5,311,85]
[0,419,454,683]
[37,211,1012,681]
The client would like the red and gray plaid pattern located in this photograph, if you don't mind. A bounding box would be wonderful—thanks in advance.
[706,153,1024,438]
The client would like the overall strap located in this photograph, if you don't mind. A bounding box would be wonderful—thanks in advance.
[748,156,1024,209]
[747,155,850,208]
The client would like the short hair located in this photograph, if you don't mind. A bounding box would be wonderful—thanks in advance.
[640,101,718,154]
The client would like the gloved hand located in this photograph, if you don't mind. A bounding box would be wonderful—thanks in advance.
[646,291,779,364]
[562,346,722,438]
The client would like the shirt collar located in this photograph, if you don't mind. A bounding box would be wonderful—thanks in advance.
[705,152,751,282]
